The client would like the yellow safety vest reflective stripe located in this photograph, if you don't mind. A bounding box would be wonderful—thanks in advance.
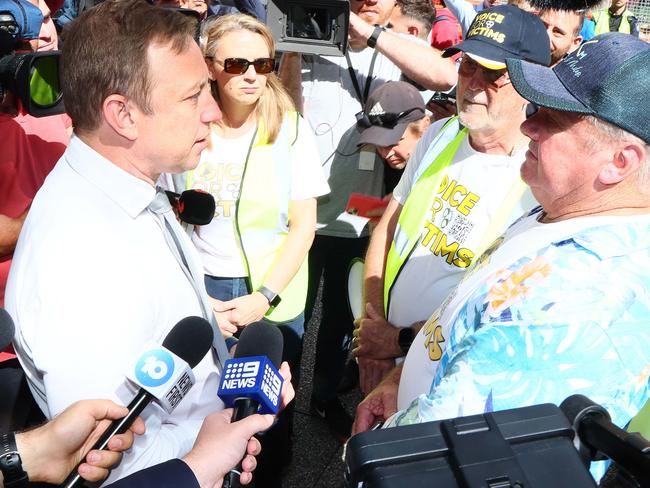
[384,117,465,316]
[593,9,632,35]
[187,111,306,323]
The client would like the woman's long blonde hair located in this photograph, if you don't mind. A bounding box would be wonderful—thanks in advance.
[201,13,295,144]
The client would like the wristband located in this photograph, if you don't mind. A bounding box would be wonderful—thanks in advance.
[398,327,415,356]
[367,25,384,49]
[0,433,28,488]
[258,286,281,308]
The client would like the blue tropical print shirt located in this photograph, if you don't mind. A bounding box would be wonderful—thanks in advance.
[389,208,650,478]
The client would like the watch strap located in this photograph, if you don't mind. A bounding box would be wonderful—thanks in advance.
[258,286,281,308]
[367,25,384,49]
[0,433,28,488]
[398,327,415,355]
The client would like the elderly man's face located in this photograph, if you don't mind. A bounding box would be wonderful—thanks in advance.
[133,40,221,177]
[352,0,396,26]
[456,55,524,132]
[519,108,601,206]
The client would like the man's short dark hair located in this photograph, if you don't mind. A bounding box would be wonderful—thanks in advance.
[396,0,436,35]
[61,0,197,132]
[539,8,585,38]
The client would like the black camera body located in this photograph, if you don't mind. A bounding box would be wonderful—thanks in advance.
[267,0,350,57]
[0,3,64,117]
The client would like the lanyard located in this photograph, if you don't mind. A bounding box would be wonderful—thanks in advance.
[345,48,380,105]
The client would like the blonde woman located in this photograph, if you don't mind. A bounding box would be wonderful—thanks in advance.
[165,14,328,360]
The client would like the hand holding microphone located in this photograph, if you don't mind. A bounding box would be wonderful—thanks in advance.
[61,316,214,488]
[217,322,294,488]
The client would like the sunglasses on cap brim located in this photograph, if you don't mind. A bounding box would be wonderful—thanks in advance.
[356,107,424,129]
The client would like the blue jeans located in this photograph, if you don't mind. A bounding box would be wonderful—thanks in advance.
[204,275,304,367]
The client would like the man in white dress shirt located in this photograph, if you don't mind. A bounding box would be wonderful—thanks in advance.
[5,0,234,483]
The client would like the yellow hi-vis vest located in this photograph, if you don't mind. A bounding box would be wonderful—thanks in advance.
[382,117,528,317]
[187,111,306,323]
[593,9,633,34]
[383,117,465,317]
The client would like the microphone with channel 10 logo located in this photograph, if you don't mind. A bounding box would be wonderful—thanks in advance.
[61,316,214,488]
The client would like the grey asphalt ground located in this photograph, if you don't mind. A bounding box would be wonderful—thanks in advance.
[283,281,363,488]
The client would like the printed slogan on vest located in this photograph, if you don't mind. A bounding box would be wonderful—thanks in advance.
[421,174,481,269]
[193,161,242,219]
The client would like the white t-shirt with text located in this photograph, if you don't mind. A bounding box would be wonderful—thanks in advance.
[190,117,329,277]
[388,118,537,328]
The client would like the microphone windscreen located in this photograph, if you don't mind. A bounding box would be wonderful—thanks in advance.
[179,190,216,226]
[235,322,283,368]
[162,316,214,368]
[0,308,14,351]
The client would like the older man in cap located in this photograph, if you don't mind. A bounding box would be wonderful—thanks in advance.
[355,33,650,481]
[354,4,548,398]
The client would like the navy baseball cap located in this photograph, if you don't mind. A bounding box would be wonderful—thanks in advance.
[443,5,550,69]
[0,0,43,41]
[507,33,650,144]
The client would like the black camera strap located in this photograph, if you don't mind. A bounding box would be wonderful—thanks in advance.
[345,48,379,106]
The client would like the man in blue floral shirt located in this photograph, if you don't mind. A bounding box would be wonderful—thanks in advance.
[353,33,650,477]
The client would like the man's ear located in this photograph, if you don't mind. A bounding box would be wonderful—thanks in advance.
[407,25,419,38]
[571,35,583,51]
[598,142,645,185]
[102,94,138,141]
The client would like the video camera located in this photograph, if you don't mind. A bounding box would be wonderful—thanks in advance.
[267,0,350,57]
[0,0,64,117]
[345,395,650,487]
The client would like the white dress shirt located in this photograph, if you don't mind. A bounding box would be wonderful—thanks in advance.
[6,136,224,484]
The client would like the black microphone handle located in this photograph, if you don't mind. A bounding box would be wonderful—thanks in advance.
[60,390,154,488]
[223,398,261,488]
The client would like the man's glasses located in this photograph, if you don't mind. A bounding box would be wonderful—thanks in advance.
[356,107,423,129]
[458,55,510,88]
[206,57,275,74]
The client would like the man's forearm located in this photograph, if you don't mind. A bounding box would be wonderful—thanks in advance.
[364,223,390,316]
[375,31,457,91]
[278,53,304,114]
[363,200,402,316]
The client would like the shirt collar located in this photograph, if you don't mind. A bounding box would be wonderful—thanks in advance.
[64,135,156,218]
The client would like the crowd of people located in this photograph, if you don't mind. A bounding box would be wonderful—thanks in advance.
[1,0,649,486]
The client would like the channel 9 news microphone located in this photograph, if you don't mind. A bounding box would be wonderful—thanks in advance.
[0,308,15,350]
[218,322,284,488]
[62,316,214,488]
[165,189,216,226]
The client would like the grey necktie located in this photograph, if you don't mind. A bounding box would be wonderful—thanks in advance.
[148,187,229,366]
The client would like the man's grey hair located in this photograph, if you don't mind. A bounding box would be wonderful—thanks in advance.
[584,115,650,189]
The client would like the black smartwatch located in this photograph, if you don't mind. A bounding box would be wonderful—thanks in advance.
[0,433,28,488]
[258,286,281,308]
[398,327,415,355]
[367,25,384,49]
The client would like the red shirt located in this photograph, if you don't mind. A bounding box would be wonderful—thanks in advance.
[0,110,69,359]
[430,7,461,51]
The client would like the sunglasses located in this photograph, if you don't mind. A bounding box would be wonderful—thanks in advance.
[207,57,275,74]
[356,107,423,129]
[459,55,510,88]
